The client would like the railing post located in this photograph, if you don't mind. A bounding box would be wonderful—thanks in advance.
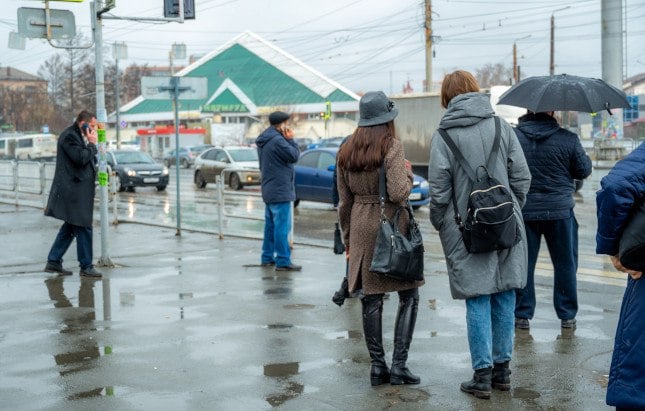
[110,166,118,225]
[13,161,18,208]
[218,170,224,239]
[40,162,46,210]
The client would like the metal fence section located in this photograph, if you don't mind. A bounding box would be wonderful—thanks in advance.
[593,137,636,163]
[0,161,311,245]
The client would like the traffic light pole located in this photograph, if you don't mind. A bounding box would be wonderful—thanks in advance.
[92,1,113,267]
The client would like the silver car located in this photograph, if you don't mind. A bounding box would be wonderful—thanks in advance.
[194,146,261,190]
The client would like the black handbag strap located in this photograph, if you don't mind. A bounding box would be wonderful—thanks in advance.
[378,161,415,221]
[437,116,502,227]
[378,162,388,218]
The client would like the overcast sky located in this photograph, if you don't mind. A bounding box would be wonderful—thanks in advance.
[1,0,643,95]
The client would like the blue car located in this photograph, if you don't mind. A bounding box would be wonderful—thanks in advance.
[294,148,430,209]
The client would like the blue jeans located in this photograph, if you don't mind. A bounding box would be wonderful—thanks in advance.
[47,222,93,269]
[466,289,515,370]
[261,202,292,267]
[515,214,578,321]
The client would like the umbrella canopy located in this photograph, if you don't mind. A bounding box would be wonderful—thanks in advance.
[497,74,631,114]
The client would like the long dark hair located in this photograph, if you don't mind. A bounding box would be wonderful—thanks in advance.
[337,121,396,172]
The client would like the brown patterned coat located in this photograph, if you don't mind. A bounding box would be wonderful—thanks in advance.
[337,139,425,295]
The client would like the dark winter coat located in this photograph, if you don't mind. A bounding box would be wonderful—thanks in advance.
[596,142,645,408]
[256,127,300,204]
[337,138,424,295]
[45,123,98,227]
[428,92,531,300]
[515,112,592,221]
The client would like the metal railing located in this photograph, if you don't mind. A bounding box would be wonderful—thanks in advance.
[0,160,278,239]
[592,137,636,164]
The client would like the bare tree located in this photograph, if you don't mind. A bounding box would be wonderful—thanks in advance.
[474,63,513,89]
[121,63,152,104]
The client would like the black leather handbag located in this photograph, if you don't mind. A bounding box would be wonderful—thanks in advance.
[619,199,645,272]
[369,164,424,282]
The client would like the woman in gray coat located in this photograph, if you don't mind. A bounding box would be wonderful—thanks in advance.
[428,71,531,399]
[337,91,425,386]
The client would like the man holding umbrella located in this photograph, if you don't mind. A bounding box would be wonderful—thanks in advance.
[512,110,591,329]
[497,73,630,330]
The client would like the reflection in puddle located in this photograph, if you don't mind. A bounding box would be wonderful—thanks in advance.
[120,291,135,306]
[323,330,363,340]
[283,304,315,310]
[263,287,291,297]
[266,381,304,407]
[266,323,294,330]
[264,362,299,378]
[67,386,116,400]
[264,363,303,407]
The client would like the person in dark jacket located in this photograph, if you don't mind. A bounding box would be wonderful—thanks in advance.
[596,142,645,410]
[513,111,592,329]
[255,111,302,271]
[45,111,102,278]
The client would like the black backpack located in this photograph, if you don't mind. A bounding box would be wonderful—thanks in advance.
[437,117,520,253]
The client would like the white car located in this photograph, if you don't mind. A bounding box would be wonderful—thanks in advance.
[194,146,261,190]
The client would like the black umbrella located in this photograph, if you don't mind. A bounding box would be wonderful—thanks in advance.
[497,74,631,114]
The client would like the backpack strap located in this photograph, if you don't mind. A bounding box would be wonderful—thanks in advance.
[485,116,502,171]
[437,116,502,229]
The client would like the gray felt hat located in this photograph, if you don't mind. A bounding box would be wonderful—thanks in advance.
[357,91,399,127]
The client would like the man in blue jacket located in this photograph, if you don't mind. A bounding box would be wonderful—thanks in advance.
[596,142,645,410]
[514,111,592,329]
[255,111,302,271]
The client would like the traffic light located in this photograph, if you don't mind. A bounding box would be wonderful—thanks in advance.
[164,0,195,19]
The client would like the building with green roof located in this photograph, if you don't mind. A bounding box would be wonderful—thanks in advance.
[114,31,359,145]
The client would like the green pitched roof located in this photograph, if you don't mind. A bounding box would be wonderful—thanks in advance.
[120,32,359,117]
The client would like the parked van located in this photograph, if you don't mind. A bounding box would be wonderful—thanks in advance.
[0,133,58,161]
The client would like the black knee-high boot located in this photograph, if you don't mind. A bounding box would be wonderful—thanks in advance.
[390,288,420,385]
[361,293,390,386]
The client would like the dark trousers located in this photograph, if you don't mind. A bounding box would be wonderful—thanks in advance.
[47,222,93,270]
[515,214,578,321]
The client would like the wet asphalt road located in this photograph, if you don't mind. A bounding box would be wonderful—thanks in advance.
[0,165,626,410]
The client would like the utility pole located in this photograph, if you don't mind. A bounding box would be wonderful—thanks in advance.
[550,7,570,76]
[549,14,555,76]
[513,42,518,84]
[601,0,624,140]
[424,0,432,92]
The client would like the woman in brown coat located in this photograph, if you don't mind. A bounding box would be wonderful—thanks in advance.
[337,91,425,386]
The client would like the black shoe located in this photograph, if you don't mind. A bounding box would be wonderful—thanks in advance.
[80,267,103,278]
[561,318,576,329]
[261,262,275,267]
[460,368,492,399]
[44,262,73,276]
[275,264,302,272]
[492,361,511,391]
[515,318,530,329]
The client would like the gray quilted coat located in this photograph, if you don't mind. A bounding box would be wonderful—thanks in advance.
[428,92,531,300]
[337,138,425,295]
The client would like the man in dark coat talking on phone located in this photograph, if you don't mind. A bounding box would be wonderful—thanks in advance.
[44,110,103,278]
[255,111,302,271]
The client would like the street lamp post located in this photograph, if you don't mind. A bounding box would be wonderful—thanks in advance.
[112,42,127,149]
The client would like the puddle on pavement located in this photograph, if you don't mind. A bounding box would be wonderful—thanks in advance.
[266,381,304,407]
[265,323,294,330]
[67,385,123,400]
[323,330,363,340]
[512,387,541,400]
[264,362,299,378]
[263,287,292,298]
[283,303,315,310]
[379,386,430,404]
